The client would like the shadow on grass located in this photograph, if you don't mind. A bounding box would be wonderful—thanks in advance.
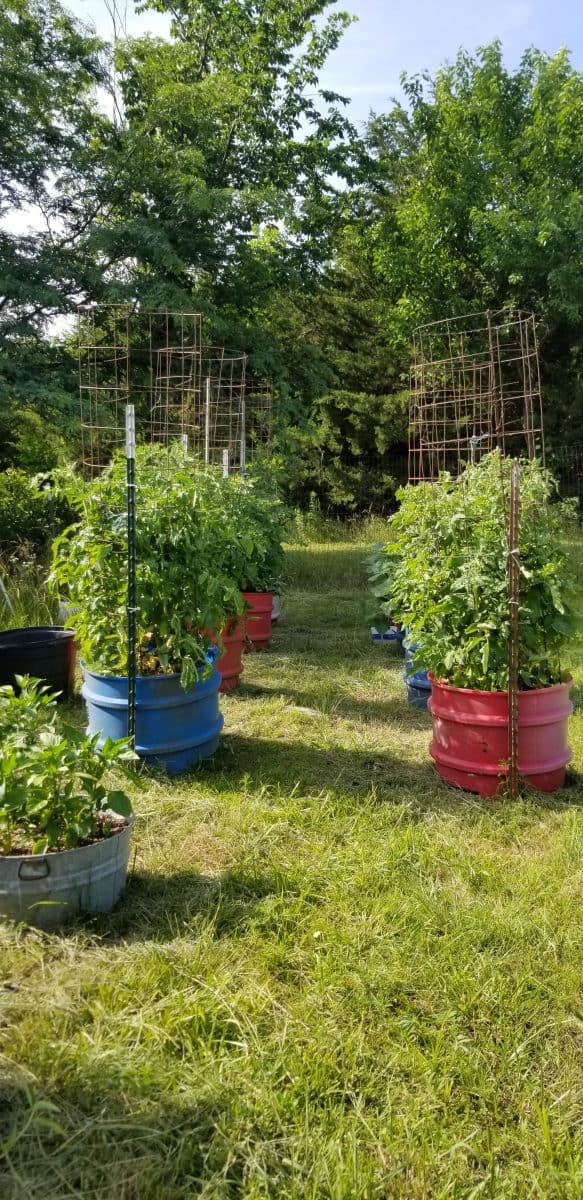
[0,1070,237,1200]
[209,731,457,801]
[203,732,583,814]
[95,862,291,944]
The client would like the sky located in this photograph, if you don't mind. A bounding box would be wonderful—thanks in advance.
[75,0,583,125]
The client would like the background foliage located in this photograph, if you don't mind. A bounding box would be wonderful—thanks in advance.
[1,4,583,508]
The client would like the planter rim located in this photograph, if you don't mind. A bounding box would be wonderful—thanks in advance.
[0,625,74,640]
[428,673,572,697]
[81,662,214,683]
[0,814,133,862]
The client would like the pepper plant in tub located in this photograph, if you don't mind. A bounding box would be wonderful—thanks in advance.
[0,678,134,929]
[382,452,577,795]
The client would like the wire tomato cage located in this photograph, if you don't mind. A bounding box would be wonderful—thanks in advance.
[76,304,275,744]
[77,306,274,475]
[407,308,546,798]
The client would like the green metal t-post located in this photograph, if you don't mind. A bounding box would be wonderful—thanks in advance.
[126,404,137,749]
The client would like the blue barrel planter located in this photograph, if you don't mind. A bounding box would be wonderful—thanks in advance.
[403,639,431,711]
[81,664,224,774]
[403,667,432,710]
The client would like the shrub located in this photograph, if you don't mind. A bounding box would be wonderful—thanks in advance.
[382,452,577,691]
[0,470,51,551]
[0,468,74,553]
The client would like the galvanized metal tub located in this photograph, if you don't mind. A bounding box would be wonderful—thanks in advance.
[0,819,133,930]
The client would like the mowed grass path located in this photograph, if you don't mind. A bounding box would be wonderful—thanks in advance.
[2,542,583,1198]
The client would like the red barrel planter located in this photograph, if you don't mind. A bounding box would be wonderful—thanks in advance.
[428,675,573,797]
[211,617,245,693]
[243,592,274,651]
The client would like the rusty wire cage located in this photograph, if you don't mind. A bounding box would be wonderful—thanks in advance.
[408,309,545,483]
[78,306,204,473]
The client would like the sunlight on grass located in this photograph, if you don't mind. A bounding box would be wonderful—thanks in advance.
[1,538,583,1198]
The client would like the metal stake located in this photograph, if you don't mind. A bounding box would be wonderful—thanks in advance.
[126,404,137,750]
[240,392,246,476]
[204,376,211,466]
[508,461,520,799]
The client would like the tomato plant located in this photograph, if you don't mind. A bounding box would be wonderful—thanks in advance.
[50,445,245,687]
[380,452,577,691]
[215,473,286,593]
[365,544,400,632]
[50,445,286,686]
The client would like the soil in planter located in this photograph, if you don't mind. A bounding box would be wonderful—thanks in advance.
[5,817,128,859]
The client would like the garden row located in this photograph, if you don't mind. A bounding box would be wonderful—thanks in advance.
[0,449,577,932]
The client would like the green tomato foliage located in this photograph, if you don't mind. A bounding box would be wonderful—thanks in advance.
[381,452,578,691]
[364,544,401,633]
[50,444,286,686]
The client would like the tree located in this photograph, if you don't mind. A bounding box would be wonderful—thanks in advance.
[93,0,356,317]
[0,0,111,466]
[364,43,583,444]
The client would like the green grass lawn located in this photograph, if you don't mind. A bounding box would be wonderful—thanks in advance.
[2,540,583,1198]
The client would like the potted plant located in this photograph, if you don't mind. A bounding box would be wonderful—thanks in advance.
[402,635,431,711]
[365,545,405,644]
[0,677,134,929]
[214,473,286,652]
[50,445,244,772]
[382,452,576,795]
[0,478,76,698]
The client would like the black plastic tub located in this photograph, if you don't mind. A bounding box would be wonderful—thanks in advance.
[0,626,76,699]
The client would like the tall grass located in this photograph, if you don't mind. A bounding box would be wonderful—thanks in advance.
[285,508,389,547]
[0,551,57,629]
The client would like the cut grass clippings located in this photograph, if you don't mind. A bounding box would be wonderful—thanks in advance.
[1,538,583,1198]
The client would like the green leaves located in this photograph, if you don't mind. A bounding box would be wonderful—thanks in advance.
[380,452,577,691]
[50,445,286,684]
[0,677,134,855]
